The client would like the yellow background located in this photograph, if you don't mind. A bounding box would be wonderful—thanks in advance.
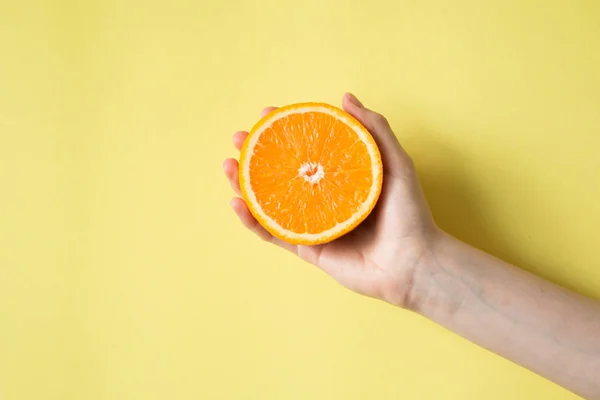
[1,0,599,399]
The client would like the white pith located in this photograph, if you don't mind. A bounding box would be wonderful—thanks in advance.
[299,162,325,184]
[241,105,382,242]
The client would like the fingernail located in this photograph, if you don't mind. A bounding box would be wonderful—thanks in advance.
[346,93,363,108]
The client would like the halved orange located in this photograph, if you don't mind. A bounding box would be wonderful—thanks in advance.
[239,102,383,245]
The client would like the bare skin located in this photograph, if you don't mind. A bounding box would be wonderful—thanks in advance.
[223,93,600,399]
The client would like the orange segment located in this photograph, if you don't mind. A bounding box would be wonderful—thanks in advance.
[239,102,383,245]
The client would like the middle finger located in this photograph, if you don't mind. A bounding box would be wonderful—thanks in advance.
[233,131,248,151]
[223,158,241,195]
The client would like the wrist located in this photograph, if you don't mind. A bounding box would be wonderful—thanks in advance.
[378,227,446,310]
[402,230,470,316]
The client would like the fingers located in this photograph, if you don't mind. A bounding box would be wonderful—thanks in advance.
[229,197,297,253]
[233,131,248,151]
[227,106,296,253]
[342,93,412,175]
[227,109,280,205]
[230,197,273,241]
[261,106,277,118]
[233,107,277,150]
[223,158,241,195]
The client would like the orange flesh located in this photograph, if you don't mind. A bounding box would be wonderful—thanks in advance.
[249,111,373,234]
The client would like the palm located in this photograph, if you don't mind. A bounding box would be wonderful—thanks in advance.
[298,166,433,301]
[224,94,436,307]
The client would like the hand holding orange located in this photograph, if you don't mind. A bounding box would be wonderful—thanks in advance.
[223,93,439,307]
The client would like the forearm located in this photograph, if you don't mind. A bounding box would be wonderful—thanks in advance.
[411,232,600,399]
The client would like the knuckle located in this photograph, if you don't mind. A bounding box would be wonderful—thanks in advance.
[250,218,261,231]
[399,157,416,177]
[259,231,270,242]
[373,113,389,126]
[404,155,416,170]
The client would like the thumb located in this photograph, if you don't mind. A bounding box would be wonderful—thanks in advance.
[342,93,411,174]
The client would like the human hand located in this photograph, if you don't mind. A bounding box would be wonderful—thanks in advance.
[225,94,600,398]
[223,93,441,308]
